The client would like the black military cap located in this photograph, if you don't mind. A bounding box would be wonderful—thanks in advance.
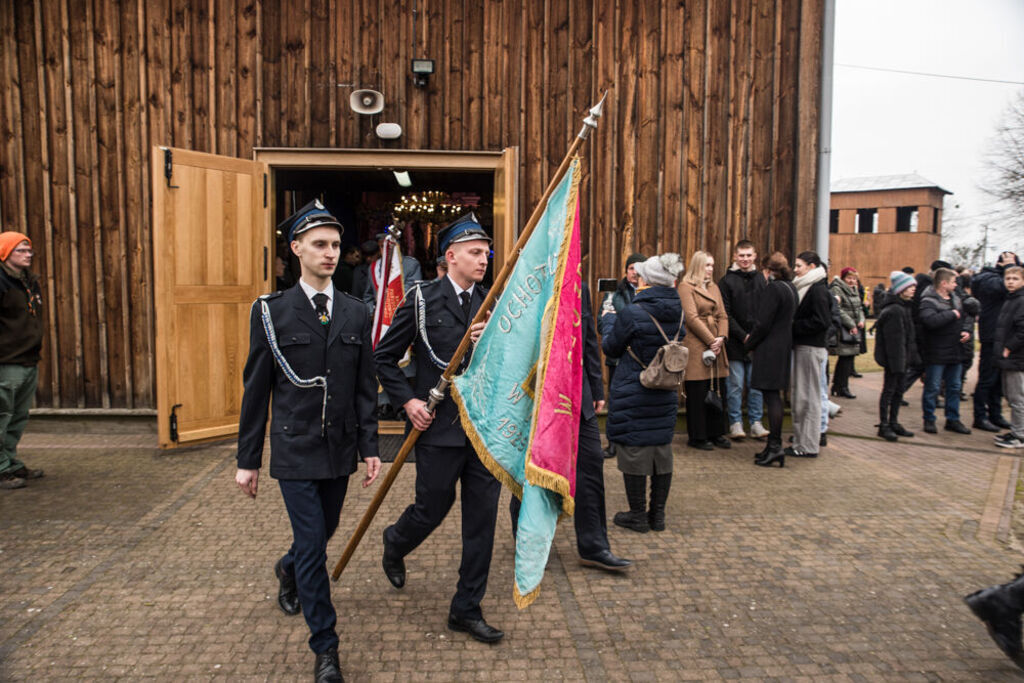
[436,212,491,256]
[279,199,343,242]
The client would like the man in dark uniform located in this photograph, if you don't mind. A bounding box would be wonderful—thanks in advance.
[235,199,381,683]
[509,283,632,571]
[374,213,504,643]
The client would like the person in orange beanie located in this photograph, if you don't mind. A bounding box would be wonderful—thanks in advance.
[0,231,45,490]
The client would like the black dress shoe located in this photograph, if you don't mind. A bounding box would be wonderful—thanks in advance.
[447,614,504,643]
[579,549,632,572]
[992,415,1013,430]
[923,420,937,434]
[688,440,714,451]
[834,388,856,399]
[712,436,732,449]
[974,418,1002,433]
[314,647,344,683]
[819,433,828,447]
[382,529,406,589]
[274,559,300,616]
[900,399,909,406]
[945,420,972,435]
[851,371,863,378]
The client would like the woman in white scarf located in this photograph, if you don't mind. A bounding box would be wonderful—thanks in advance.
[788,252,833,457]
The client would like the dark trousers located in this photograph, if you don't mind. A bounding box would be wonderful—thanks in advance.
[762,389,783,446]
[974,341,1005,421]
[833,355,854,392]
[879,369,906,424]
[684,377,727,443]
[385,443,500,620]
[509,414,610,558]
[278,475,350,654]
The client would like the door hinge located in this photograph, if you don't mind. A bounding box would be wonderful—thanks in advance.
[170,403,182,442]
[163,148,179,189]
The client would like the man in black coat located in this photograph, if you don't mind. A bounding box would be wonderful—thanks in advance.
[918,267,973,434]
[719,240,768,440]
[903,259,951,392]
[374,213,504,644]
[972,251,1019,432]
[235,200,381,683]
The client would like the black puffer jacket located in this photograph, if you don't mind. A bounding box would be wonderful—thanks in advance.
[873,292,919,374]
[994,289,1024,371]
[601,286,684,447]
[718,265,766,361]
[918,285,972,365]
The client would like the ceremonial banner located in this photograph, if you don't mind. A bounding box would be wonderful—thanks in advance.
[371,235,405,348]
[451,158,583,607]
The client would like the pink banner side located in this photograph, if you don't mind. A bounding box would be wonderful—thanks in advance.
[528,201,583,501]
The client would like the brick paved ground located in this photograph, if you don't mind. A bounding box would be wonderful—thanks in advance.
[4,368,1024,681]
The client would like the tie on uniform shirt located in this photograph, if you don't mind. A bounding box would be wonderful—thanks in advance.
[313,292,330,326]
[459,291,471,322]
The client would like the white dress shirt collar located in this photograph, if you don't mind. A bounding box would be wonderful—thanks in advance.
[446,274,475,299]
[298,279,334,310]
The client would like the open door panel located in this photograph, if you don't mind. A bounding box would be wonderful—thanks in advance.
[152,147,270,449]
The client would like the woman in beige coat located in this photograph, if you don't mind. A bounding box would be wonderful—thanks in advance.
[678,250,730,450]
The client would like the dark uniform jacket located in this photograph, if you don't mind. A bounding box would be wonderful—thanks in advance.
[718,265,766,361]
[0,264,44,365]
[374,276,486,447]
[236,284,379,479]
[994,289,1024,372]
[580,284,605,419]
[873,292,920,374]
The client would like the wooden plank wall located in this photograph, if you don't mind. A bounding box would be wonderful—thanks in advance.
[0,0,824,409]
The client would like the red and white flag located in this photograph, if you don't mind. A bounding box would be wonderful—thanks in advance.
[371,235,406,349]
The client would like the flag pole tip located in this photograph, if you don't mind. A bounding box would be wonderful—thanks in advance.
[578,92,607,140]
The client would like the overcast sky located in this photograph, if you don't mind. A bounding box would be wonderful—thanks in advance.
[831,0,1024,260]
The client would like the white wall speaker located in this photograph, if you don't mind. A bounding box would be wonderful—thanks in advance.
[350,89,384,115]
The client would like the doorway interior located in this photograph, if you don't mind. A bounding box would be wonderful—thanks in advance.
[272,166,497,294]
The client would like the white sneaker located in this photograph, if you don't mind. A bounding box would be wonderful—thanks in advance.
[994,433,1024,449]
[828,401,841,418]
[728,422,747,439]
[749,421,770,439]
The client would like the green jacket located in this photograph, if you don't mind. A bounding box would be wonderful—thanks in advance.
[828,277,864,357]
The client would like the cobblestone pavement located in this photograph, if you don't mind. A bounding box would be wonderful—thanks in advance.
[3,369,1024,681]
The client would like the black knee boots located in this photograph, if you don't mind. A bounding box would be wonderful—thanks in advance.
[613,474,650,533]
[648,474,671,532]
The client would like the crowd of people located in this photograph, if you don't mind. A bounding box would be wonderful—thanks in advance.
[596,243,1024,531]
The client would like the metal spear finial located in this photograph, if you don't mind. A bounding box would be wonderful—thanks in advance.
[577,92,608,140]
